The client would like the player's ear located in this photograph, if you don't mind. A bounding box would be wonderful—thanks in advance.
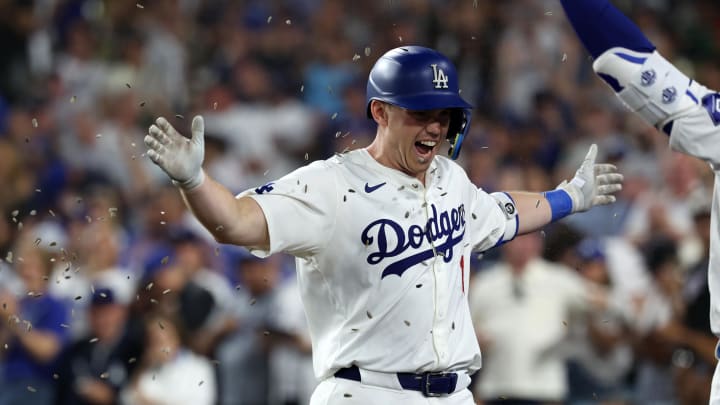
[370,100,390,126]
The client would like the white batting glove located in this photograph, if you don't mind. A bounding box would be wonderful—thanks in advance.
[558,144,624,213]
[144,115,206,190]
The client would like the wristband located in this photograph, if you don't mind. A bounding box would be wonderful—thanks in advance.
[544,189,573,221]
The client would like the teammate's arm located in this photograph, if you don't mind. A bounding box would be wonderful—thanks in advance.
[144,116,270,249]
[560,0,720,166]
[503,144,623,235]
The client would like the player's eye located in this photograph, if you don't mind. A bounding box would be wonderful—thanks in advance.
[409,111,432,121]
[437,110,451,125]
[409,110,449,123]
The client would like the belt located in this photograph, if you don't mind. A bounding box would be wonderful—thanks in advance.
[334,365,458,397]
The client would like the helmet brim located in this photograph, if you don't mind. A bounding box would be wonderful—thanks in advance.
[366,93,472,118]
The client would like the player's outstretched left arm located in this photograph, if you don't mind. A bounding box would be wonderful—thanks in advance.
[144,116,270,249]
[500,144,623,235]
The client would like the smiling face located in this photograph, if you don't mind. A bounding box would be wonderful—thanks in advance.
[367,101,452,182]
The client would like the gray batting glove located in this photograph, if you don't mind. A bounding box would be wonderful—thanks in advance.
[558,144,624,213]
[145,115,206,190]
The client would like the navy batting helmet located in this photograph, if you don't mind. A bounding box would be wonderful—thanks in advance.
[366,46,473,160]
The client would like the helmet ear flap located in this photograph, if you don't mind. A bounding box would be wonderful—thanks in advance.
[447,109,471,160]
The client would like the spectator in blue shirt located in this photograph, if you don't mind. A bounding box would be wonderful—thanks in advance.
[0,236,70,405]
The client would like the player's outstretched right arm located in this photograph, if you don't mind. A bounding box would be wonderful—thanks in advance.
[144,116,269,249]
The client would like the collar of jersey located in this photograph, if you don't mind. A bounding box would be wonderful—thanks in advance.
[353,148,439,190]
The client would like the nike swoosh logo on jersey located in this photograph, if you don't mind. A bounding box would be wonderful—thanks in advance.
[364,182,386,193]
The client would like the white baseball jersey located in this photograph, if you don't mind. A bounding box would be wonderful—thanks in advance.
[664,86,720,336]
[239,148,518,379]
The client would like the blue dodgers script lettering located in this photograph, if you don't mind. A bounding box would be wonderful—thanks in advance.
[361,204,466,278]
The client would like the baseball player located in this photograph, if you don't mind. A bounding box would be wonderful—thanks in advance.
[558,0,720,402]
[144,46,623,404]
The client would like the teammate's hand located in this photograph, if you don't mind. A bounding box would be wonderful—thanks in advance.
[145,115,206,190]
[558,144,624,213]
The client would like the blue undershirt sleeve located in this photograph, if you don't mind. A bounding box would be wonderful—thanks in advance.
[559,0,655,58]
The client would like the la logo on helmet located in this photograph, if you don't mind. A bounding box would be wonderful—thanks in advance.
[431,64,449,89]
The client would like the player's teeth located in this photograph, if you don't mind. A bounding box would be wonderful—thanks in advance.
[419,141,437,147]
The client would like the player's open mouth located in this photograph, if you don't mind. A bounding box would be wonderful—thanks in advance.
[414,140,437,158]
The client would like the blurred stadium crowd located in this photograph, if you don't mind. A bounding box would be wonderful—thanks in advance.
[1,0,720,404]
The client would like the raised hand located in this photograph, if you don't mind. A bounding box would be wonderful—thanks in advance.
[145,115,206,190]
[559,144,624,213]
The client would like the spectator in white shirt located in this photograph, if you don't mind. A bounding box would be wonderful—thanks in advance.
[469,232,607,404]
[120,312,216,405]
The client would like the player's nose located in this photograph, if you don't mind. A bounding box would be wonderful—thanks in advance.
[425,120,443,137]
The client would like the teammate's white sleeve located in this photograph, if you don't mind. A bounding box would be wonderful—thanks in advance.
[238,161,338,258]
[593,47,720,166]
[667,95,720,168]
